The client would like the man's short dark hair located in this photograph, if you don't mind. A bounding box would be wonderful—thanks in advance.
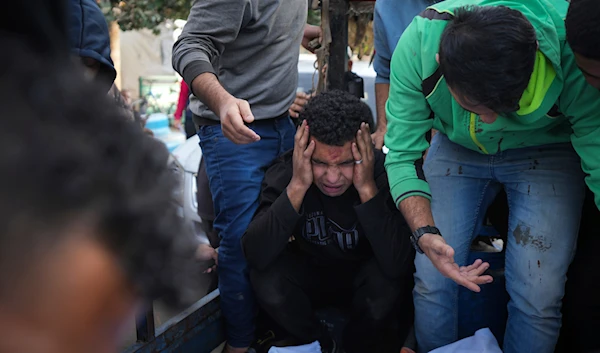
[299,90,374,146]
[439,5,538,113]
[0,40,197,306]
[566,0,600,60]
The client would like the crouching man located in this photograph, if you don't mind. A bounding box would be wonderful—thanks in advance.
[242,90,414,353]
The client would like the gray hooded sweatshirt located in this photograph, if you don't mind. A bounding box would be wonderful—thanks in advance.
[172,0,307,124]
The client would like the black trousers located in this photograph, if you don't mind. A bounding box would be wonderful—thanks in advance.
[250,251,408,353]
[557,188,600,353]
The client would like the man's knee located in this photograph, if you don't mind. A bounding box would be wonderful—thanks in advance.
[250,267,291,309]
[507,273,565,318]
[356,263,405,322]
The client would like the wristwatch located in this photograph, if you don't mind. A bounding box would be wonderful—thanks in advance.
[411,226,442,254]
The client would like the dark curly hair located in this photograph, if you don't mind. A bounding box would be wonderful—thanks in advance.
[439,6,538,114]
[299,90,374,146]
[0,40,198,306]
[567,0,600,60]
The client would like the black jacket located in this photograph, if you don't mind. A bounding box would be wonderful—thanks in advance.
[242,150,415,279]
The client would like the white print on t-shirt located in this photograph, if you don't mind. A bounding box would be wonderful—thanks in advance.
[303,211,360,251]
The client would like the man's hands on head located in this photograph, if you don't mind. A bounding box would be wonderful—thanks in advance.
[352,122,377,203]
[287,120,315,212]
[399,196,493,292]
[191,72,259,144]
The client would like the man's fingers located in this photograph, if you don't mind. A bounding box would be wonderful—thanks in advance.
[361,123,374,156]
[295,120,306,142]
[371,132,384,149]
[231,123,259,144]
[224,105,259,143]
[454,275,482,293]
[298,123,309,149]
[289,103,304,117]
[351,141,362,162]
[460,258,483,272]
[238,100,255,124]
[467,274,494,285]
[470,262,490,276]
[303,140,315,158]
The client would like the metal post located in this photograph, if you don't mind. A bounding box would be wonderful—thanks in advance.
[326,0,349,91]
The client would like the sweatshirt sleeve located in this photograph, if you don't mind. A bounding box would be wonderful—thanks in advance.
[242,159,302,270]
[384,18,434,207]
[354,174,415,279]
[559,49,600,210]
[172,0,252,90]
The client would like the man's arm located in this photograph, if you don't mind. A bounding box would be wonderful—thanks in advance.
[171,0,262,144]
[373,83,390,149]
[241,158,303,270]
[172,0,250,94]
[384,19,491,292]
[383,19,433,214]
[372,2,392,149]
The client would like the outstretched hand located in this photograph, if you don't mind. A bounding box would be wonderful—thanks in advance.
[420,234,493,292]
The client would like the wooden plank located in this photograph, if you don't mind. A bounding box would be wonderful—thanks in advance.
[123,290,225,353]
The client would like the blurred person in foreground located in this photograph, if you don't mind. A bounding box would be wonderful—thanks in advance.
[69,0,135,122]
[0,40,197,353]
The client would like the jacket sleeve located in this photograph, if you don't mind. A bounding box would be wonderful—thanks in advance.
[242,160,302,270]
[560,48,600,209]
[171,0,252,90]
[383,18,434,208]
[354,172,415,279]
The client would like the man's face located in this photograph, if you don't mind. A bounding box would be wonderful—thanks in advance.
[311,139,355,197]
[448,86,499,124]
[0,231,138,353]
[575,52,600,90]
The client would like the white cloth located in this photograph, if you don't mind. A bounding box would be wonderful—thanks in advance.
[429,328,502,353]
[268,341,322,353]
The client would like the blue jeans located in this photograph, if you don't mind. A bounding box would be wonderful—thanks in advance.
[198,116,295,348]
[415,133,585,353]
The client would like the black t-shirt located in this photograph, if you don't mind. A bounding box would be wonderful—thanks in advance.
[292,185,371,264]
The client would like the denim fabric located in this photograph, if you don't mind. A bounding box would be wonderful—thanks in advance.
[415,133,585,353]
[198,116,295,347]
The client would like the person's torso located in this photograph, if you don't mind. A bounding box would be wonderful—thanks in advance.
[291,185,372,264]
[191,0,307,122]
